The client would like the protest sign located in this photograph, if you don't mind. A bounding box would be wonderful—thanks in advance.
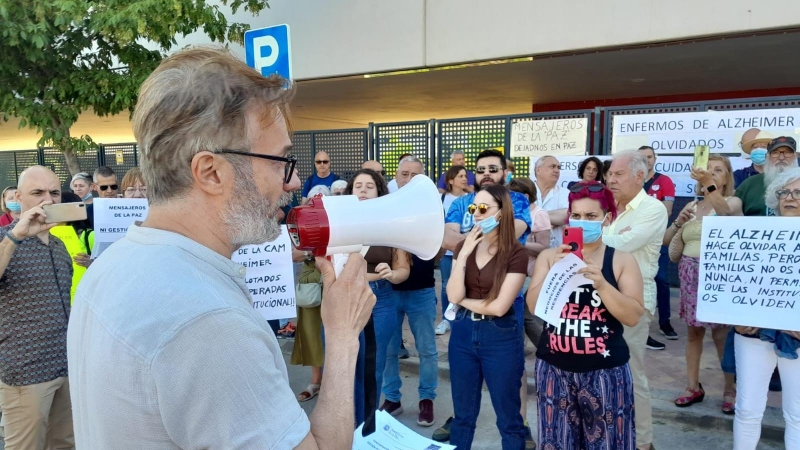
[232,226,297,321]
[529,154,750,197]
[696,216,800,331]
[535,253,590,325]
[91,198,149,258]
[511,118,588,158]
[353,410,456,450]
[612,108,800,155]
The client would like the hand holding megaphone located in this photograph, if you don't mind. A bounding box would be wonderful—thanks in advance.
[315,254,376,343]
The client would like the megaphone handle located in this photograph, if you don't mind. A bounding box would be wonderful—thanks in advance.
[332,247,371,278]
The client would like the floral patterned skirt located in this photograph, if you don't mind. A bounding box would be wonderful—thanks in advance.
[679,256,724,329]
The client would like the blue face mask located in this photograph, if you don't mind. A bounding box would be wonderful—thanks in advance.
[81,193,93,202]
[478,215,500,234]
[505,173,513,184]
[5,201,21,213]
[750,148,767,166]
[570,216,607,244]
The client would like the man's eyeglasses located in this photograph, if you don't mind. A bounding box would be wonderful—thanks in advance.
[468,203,499,215]
[98,184,118,191]
[124,187,147,195]
[769,149,795,160]
[776,189,800,200]
[569,183,605,194]
[216,149,297,184]
[315,160,330,165]
[475,165,501,175]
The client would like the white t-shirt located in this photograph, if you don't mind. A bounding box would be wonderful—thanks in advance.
[68,225,310,449]
[535,182,569,248]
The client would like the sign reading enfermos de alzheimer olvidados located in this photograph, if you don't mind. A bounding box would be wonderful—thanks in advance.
[611,108,800,154]
[511,118,588,158]
[696,216,800,332]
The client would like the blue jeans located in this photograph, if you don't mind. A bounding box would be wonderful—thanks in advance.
[383,287,439,402]
[439,255,453,318]
[354,279,398,425]
[655,246,671,326]
[721,327,736,374]
[449,310,526,450]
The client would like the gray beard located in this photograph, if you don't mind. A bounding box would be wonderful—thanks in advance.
[224,161,290,247]
[764,163,788,187]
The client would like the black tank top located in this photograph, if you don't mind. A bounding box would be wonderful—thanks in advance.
[536,246,630,372]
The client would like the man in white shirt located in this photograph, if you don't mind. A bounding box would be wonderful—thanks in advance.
[603,150,668,450]
[67,47,377,450]
[533,156,569,248]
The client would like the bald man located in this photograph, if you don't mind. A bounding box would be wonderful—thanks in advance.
[0,166,74,449]
[362,160,384,177]
[301,151,341,205]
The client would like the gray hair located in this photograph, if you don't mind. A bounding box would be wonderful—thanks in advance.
[132,46,295,206]
[93,166,116,182]
[534,155,558,172]
[612,150,648,183]
[307,184,331,197]
[765,167,800,214]
[71,172,92,185]
[399,155,423,169]
[450,150,465,160]
[330,180,347,193]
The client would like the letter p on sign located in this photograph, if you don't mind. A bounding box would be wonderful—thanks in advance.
[244,24,292,79]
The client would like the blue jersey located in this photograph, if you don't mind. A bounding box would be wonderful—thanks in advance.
[445,190,532,244]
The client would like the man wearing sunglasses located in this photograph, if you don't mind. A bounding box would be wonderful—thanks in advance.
[301,151,340,205]
[93,166,119,199]
[436,148,534,446]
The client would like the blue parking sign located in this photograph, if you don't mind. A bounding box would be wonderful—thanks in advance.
[244,24,292,79]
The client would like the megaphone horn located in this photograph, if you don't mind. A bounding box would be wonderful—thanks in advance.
[286,175,445,260]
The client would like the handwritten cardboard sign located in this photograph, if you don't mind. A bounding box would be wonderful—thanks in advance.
[232,226,297,321]
[511,118,588,158]
[91,198,149,258]
[535,253,590,325]
[697,216,800,331]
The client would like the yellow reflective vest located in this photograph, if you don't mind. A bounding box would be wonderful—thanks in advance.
[49,225,92,305]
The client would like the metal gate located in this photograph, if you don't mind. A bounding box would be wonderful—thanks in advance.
[373,121,434,179]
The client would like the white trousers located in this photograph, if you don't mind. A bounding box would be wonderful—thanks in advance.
[734,334,800,450]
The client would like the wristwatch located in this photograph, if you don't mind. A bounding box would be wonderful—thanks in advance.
[705,184,718,194]
[5,230,23,246]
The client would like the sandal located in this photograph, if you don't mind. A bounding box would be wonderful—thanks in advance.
[674,383,705,407]
[298,384,320,402]
[722,390,736,415]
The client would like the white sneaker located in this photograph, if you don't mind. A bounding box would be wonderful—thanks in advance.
[435,320,450,335]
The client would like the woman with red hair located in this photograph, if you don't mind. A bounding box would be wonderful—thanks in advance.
[526,181,644,450]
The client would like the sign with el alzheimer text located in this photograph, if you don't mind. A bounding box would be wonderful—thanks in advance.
[697,216,800,331]
[232,226,297,321]
[612,108,800,154]
[511,118,588,158]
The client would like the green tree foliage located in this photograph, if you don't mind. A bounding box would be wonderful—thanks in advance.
[0,0,269,174]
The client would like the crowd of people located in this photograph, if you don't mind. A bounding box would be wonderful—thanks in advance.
[0,47,798,450]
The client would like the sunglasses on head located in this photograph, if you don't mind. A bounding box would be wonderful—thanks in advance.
[99,184,118,191]
[569,183,604,193]
[315,160,330,164]
[475,165,501,175]
[468,203,498,214]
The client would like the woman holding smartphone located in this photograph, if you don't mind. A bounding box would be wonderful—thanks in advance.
[446,184,529,450]
[526,181,644,450]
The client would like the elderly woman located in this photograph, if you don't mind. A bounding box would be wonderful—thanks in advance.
[0,186,20,226]
[121,168,147,199]
[71,172,94,203]
[731,167,800,450]
[330,179,347,196]
[664,154,742,414]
